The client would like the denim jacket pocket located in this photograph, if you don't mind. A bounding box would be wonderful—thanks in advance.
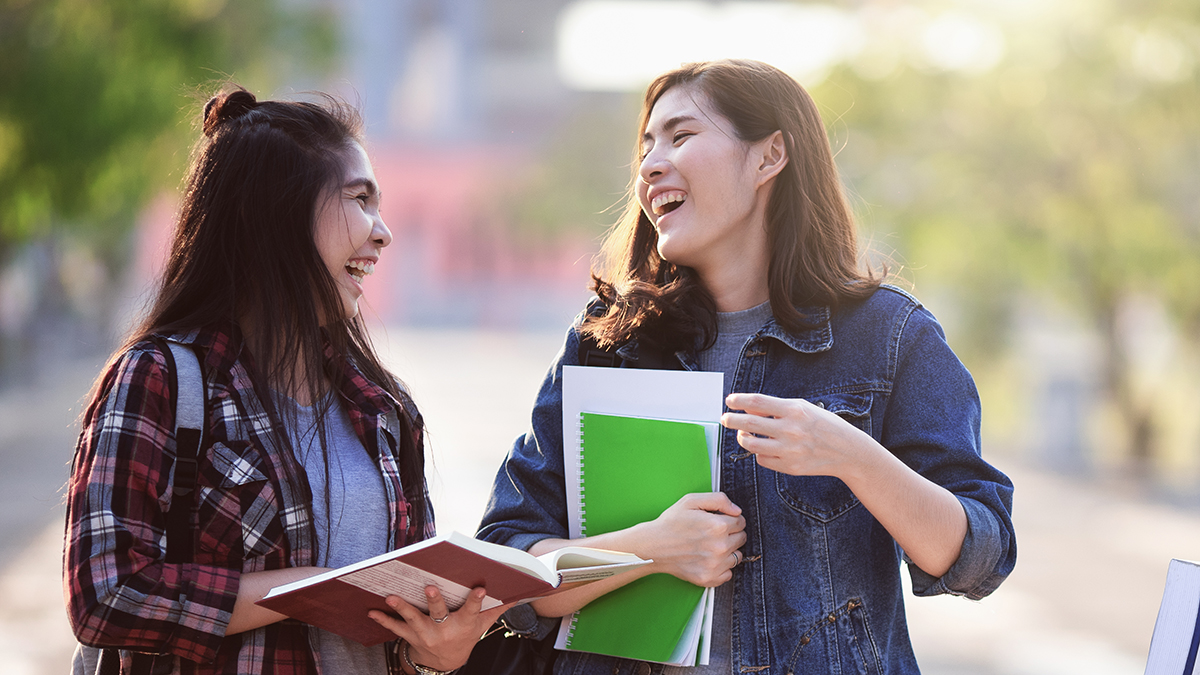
[775,392,872,522]
[197,440,283,560]
[811,390,872,436]
[785,598,884,675]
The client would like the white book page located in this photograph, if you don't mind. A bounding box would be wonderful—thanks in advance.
[339,560,503,611]
[562,366,724,539]
[1145,558,1200,674]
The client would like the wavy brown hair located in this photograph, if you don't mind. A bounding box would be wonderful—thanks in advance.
[586,59,883,352]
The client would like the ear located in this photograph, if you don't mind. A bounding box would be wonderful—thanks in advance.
[754,130,788,189]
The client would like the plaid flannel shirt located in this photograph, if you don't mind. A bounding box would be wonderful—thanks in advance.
[64,322,433,674]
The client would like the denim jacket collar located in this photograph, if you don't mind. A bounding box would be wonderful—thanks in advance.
[756,305,834,354]
[611,304,835,371]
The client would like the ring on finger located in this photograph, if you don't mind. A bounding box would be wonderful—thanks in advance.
[732,550,743,567]
[432,615,449,624]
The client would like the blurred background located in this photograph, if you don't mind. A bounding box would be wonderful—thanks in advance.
[2,0,1200,673]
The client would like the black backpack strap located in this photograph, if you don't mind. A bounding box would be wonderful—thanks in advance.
[578,331,623,368]
[577,324,681,371]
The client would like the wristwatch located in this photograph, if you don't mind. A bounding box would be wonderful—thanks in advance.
[402,640,456,675]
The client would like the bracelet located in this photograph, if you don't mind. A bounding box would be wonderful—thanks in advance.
[402,639,457,675]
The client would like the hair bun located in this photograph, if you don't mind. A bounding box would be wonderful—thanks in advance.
[203,88,258,138]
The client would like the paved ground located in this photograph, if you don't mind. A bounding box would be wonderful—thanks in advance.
[3,327,1194,674]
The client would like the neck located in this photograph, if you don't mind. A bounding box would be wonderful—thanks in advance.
[700,263,771,313]
[695,223,772,314]
[237,313,326,405]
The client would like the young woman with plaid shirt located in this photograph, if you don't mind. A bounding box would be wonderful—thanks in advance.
[65,87,500,675]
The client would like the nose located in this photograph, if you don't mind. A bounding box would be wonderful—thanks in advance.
[372,213,393,249]
[638,147,666,185]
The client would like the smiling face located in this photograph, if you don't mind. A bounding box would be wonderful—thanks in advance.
[636,86,777,282]
[313,142,392,320]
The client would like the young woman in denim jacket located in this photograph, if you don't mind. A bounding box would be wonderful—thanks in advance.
[65,87,502,675]
[477,59,1016,674]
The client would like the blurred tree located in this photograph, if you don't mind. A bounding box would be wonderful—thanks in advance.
[822,0,1200,474]
[0,0,335,366]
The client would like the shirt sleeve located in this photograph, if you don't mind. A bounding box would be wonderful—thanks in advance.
[64,344,241,663]
[881,306,1017,601]
[475,320,582,552]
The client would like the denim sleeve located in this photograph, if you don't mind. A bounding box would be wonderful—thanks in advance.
[475,317,583,553]
[882,305,1017,601]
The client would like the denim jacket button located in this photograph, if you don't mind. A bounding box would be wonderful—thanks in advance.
[635,663,652,675]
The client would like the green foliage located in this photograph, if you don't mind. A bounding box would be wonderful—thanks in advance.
[821,0,1200,348]
[816,0,1200,465]
[0,0,335,263]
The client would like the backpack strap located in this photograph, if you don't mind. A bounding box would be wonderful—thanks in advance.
[157,339,206,564]
[577,331,622,368]
[86,340,206,675]
[577,319,682,371]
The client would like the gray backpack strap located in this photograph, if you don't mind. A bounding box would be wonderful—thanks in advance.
[162,341,204,565]
[166,341,205,432]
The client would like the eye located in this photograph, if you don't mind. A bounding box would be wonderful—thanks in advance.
[355,193,369,207]
[673,132,694,145]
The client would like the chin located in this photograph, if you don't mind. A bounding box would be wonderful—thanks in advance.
[656,240,693,269]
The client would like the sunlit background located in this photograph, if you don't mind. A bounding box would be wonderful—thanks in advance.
[2,0,1199,673]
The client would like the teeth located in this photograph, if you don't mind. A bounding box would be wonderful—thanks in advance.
[346,260,374,279]
[651,192,686,216]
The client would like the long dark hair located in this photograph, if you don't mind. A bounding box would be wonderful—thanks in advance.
[586,59,883,352]
[108,85,427,535]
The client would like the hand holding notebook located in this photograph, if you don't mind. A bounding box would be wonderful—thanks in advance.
[624,492,744,587]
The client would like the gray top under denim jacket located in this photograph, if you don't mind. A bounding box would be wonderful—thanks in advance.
[477,285,1016,675]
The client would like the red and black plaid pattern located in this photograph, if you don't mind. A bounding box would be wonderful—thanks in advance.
[64,322,432,674]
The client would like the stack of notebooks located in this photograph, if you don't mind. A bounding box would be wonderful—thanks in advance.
[557,365,724,666]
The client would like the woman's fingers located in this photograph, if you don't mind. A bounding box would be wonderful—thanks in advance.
[425,585,451,623]
[368,605,413,641]
[725,392,791,417]
[677,491,742,517]
[385,593,429,624]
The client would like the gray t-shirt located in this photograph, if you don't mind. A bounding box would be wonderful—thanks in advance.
[665,301,772,675]
[282,393,391,675]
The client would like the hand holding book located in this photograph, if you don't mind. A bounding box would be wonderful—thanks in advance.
[369,585,506,673]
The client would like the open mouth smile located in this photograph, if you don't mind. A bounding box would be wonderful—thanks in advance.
[651,191,687,217]
[345,259,375,283]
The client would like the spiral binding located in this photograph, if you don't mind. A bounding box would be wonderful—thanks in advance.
[577,412,588,535]
[563,610,581,646]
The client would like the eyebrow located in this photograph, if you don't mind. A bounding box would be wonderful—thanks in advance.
[344,177,381,200]
[642,114,700,144]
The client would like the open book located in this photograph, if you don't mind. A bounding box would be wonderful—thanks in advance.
[257,530,650,646]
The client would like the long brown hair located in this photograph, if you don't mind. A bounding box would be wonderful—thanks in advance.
[100,86,428,534]
[586,59,883,352]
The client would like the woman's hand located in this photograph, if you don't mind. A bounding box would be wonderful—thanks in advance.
[722,393,867,477]
[368,585,507,673]
[635,492,747,587]
[722,391,968,577]
[525,491,746,617]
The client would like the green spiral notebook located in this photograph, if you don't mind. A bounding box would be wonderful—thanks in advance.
[557,411,716,664]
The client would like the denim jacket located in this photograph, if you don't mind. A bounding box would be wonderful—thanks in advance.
[477,285,1016,675]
